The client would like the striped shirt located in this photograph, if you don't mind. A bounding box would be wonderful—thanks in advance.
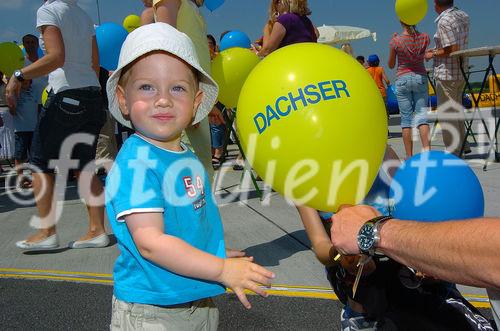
[390,32,429,78]
[433,7,469,81]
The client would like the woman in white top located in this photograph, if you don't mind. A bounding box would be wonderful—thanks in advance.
[6,0,108,250]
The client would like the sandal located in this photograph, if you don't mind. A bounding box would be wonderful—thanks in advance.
[212,156,223,170]
[232,163,244,171]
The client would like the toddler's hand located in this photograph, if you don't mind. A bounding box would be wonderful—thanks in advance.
[218,257,275,309]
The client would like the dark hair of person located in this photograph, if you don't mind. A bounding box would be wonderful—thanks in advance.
[435,0,453,7]
[356,55,365,62]
[22,34,38,42]
[207,34,216,47]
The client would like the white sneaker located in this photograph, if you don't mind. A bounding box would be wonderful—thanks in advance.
[16,234,59,249]
[68,233,110,249]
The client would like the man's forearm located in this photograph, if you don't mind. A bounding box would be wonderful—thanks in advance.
[379,218,500,288]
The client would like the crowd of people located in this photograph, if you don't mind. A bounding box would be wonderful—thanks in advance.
[1,0,499,330]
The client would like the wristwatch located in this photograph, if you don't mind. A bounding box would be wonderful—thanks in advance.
[13,69,25,82]
[357,215,393,256]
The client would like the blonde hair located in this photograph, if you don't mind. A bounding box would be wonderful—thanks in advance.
[400,21,419,36]
[266,0,280,33]
[267,0,311,33]
[287,0,311,16]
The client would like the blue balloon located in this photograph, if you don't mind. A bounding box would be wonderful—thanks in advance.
[205,0,224,11]
[96,22,128,71]
[386,84,399,115]
[219,30,251,51]
[390,151,484,222]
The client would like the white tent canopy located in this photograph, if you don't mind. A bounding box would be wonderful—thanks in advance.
[317,25,377,45]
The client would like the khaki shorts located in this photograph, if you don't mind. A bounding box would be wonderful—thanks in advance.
[110,296,219,331]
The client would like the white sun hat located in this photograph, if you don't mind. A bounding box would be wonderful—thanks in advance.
[106,22,219,128]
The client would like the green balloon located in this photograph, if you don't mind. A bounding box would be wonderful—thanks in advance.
[0,42,24,77]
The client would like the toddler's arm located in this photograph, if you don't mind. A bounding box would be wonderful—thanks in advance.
[125,212,275,309]
[296,205,337,266]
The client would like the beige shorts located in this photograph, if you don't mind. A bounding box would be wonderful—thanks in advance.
[110,296,219,331]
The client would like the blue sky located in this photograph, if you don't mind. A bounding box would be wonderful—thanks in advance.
[1,0,499,81]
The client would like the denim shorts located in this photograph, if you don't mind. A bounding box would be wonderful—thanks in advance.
[210,123,226,149]
[30,87,106,173]
[395,73,429,128]
[14,131,33,160]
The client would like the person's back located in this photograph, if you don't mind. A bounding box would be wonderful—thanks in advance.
[37,0,99,92]
[390,31,429,78]
[276,12,316,48]
[434,6,469,81]
[367,64,388,98]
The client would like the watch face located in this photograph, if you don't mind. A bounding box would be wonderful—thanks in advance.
[358,224,375,252]
[14,70,23,81]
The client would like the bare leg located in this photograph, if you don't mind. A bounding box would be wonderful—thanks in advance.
[402,127,413,159]
[418,124,430,152]
[213,147,223,159]
[25,172,57,242]
[15,159,31,188]
[75,170,106,241]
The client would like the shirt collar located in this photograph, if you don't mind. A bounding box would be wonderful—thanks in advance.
[45,0,77,5]
[435,6,457,23]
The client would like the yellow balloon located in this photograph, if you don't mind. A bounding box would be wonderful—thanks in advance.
[395,0,428,25]
[123,14,141,33]
[41,86,49,107]
[0,42,25,77]
[211,47,260,109]
[236,43,387,212]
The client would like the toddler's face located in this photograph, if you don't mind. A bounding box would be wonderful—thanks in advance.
[117,52,203,151]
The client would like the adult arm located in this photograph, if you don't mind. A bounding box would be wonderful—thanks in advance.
[126,212,275,308]
[388,33,398,69]
[425,23,460,60]
[257,22,286,57]
[262,23,272,46]
[140,7,155,25]
[330,205,500,289]
[154,0,181,27]
[5,25,64,108]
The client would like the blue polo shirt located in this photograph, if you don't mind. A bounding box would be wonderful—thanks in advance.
[105,134,226,305]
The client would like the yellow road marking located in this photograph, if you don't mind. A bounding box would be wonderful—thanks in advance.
[0,268,491,308]
[0,273,113,284]
[0,268,111,278]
